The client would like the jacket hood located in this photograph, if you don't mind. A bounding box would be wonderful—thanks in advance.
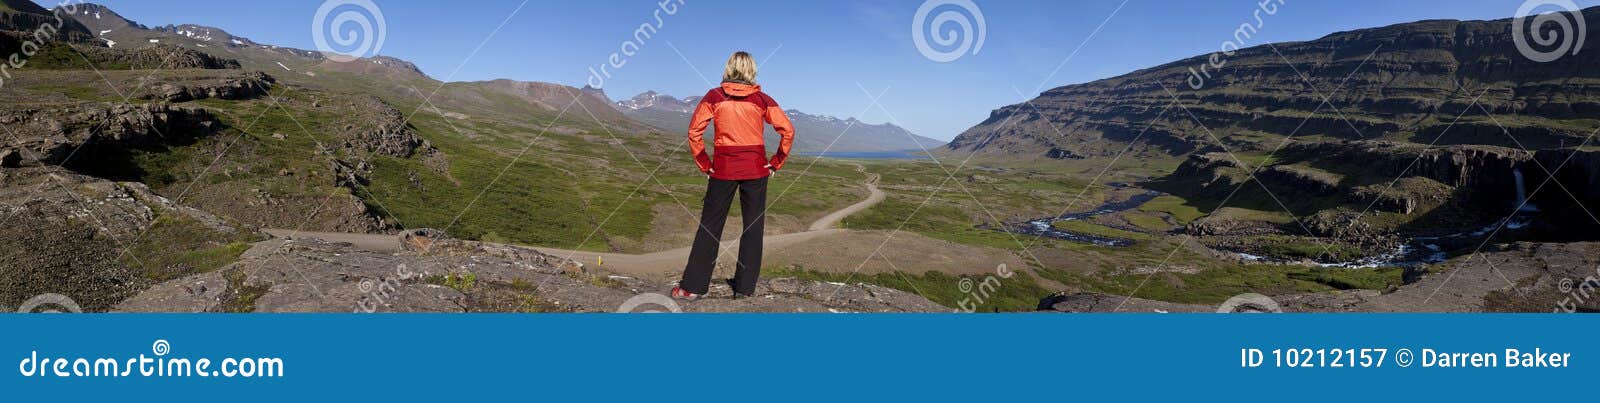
[719,81,761,97]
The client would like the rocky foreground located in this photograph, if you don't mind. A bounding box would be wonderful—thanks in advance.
[1043,241,1600,313]
[116,233,948,313]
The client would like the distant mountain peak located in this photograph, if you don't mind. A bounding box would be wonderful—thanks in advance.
[2,0,51,15]
[580,85,610,104]
[617,91,696,113]
[4,0,95,42]
[153,23,258,47]
[62,3,143,31]
[367,55,423,74]
[618,90,944,152]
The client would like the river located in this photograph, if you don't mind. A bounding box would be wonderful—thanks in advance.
[992,183,1538,269]
[1238,168,1544,268]
[1233,215,1535,268]
[991,190,1164,247]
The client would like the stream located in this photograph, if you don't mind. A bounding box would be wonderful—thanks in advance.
[994,170,1543,269]
[992,190,1163,247]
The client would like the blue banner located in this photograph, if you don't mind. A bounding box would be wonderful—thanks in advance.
[2,314,1592,401]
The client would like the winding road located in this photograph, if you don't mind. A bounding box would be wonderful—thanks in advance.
[809,169,882,231]
[264,163,886,277]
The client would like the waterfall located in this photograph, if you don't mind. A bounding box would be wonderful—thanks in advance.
[1512,168,1540,213]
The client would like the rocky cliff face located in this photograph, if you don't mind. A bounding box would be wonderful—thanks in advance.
[1274,141,1532,204]
[956,7,1600,247]
[58,3,143,34]
[1161,139,1600,241]
[141,70,272,102]
[0,102,221,169]
[0,0,94,43]
[949,8,1600,159]
[72,43,242,69]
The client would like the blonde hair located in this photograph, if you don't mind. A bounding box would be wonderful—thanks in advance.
[722,51,757,84]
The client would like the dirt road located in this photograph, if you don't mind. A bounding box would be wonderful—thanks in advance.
[809,166,882,231]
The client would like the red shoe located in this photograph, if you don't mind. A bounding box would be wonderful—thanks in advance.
[670,286,700,301]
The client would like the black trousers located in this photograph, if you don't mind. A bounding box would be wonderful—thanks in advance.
[680,177,767,295]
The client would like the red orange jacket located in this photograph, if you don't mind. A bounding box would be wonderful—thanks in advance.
[687,82,795,180]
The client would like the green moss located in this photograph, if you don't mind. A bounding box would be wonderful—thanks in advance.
[1139,195,1205,224]
[122,214,258,282]
[427,273,478,293]
[842,195,1028,250]
[1209,207,1296,225]
[1122,213,1173,232]
[457,279,570,313]
[220,270,270,313]
[1014,179,1087,192]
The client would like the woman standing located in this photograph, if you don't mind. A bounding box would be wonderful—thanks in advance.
[671,51,796,300]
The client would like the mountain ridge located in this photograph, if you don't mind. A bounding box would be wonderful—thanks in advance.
[936,6,1600,268]
[948,6,1600,160]
[617,90,946,153]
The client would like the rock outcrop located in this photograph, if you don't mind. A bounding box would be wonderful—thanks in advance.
[0,102,220,168]
[71,43,242,70]
[319,96,449,197]
[1159,140,1600,239]
[117,238,948,313]
[337,96,432,159]
[142,70,273,102]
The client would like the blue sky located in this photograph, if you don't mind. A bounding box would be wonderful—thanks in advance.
[93,0,1595,141]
